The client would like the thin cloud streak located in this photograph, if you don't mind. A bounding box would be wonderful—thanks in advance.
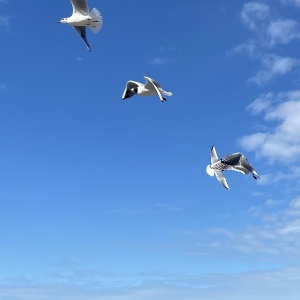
[1,268,300,300]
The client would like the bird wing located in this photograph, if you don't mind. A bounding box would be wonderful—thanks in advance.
[73,26,91,51]
[221,152,242,165]
[144,76,164,101]
[210,145,219,164]
[215,171,230,189]
[122,81,140,100]
[238,155,260,179]
[71,0,89,15]
[144,76,162,88]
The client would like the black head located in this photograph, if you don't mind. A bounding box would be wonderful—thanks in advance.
[123,87,138,100]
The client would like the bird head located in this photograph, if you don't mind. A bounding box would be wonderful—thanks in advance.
[58,18,68,24]
[131,87,138,94]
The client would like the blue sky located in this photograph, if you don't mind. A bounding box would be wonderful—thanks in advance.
[1,0,300,299]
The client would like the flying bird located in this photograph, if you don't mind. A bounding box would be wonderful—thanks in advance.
[58,0,103,51]
[122,76,172,102]
[206,145,260,189]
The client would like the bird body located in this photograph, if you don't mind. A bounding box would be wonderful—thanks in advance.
[59,0,103,51]
[122,76,172,102]
[206,145,259,189]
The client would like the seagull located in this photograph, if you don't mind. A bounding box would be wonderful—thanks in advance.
[58,0,103,51]
[206,145,260,189]
[122,76,172,102]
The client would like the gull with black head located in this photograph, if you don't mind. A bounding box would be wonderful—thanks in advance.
[122,76,172,102]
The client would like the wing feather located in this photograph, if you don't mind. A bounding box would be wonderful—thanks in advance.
[144,76,164,101]
[215,171,229,189]
[210,145,219,164]
[71,0,89,15]
[73,26,91,51]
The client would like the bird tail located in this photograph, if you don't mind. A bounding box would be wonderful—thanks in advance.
[206,165,215,177]
[89,8,103,34]
[252,170,260,180]
[163,91,172,96]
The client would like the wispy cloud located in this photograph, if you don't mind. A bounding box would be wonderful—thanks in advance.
[240,2,300,48]
[148,57,174,66]
[148,45,176,66]
[249,54,300,85]
[204,196,300,259]
[281,0,300,6]
[1,267,300,300]
[241,2,271,32]
[231,2,300,84]
[267,19,300,46]
[239,90,300,163]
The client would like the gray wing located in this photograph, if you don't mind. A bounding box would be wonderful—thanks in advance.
[210,145,219,164]
[73,26,91,51]
[238,155,260,179]
[144,76,164,101]
[215,171,230,189]
[221,152,260,177]
[122,81,140,100]
[71,0,89,15]
[220,152,246,173]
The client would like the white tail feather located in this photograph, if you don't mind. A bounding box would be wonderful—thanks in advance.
[163,91,172,96]
[206,165,215,177]
[89,8,103,34]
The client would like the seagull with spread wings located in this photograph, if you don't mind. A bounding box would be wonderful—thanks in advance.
[206,145,260,189]
[58,0,103,51]
[122,76,172,102]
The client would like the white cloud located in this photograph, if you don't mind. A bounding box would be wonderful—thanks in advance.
[204,194,300,260]
[249,54,300,85]
[246,92,273,114]
[281,0,300,6]
[231,2,300,84]
[290,197,300,208]
[240,90,300,163]
[148,57,173,66]
[240,2,300,48]
[229,39,259,58]
[241,2,270,31]
[267,19,300,46]
[1,268,300,300]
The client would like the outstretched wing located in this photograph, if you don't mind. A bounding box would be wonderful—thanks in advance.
[73,26,91,51]
[210,145,219,164]
[144,76,164,101]
[220,152,247,174]
[71,0,89,16]
[215,171,229,189]
[238,155,260,178]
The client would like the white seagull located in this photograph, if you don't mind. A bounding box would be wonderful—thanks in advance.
[122,76,172,102]
[58,0,103,51]
[206,145,260,189]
